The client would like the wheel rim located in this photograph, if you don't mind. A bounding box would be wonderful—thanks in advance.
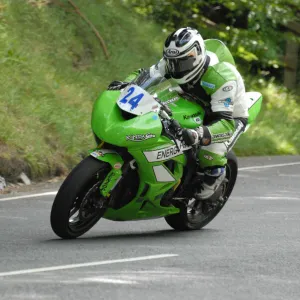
[68,172,107,234]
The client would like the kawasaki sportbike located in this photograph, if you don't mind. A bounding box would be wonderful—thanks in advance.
[50,78,262,239]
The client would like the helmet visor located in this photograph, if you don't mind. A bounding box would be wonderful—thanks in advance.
[166,56,196,79]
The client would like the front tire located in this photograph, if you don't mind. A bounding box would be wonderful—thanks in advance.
[50,156,110,239]
[165,150,238,230]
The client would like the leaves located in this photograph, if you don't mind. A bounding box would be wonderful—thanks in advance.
[125,0,300,80]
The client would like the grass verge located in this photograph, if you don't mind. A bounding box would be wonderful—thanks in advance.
[235,84,300,156]
[0,0,166,181]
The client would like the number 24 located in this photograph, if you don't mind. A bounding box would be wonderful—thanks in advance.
[119,87,144,110]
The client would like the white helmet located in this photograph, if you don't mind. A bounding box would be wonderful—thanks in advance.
[163,27,207,85]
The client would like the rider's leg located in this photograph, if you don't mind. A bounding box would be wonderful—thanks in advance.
[196,119,246,200]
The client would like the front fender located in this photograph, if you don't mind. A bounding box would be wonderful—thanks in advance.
[89,148,124,169]
[89,148,124,197]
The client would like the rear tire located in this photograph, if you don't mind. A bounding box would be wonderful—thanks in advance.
[50,156,109,239]
[165,150,238,230]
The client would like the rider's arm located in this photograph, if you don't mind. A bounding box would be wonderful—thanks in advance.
[123,58,167,83]
[205,81,236,144]
[199,65,238,145]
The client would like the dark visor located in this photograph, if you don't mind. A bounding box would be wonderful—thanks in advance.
[166,56,196,79]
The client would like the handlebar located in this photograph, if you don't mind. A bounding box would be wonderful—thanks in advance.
[156,98,172,117]
[158,104,183,150]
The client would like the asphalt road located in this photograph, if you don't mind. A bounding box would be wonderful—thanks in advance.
[1,156,300,300]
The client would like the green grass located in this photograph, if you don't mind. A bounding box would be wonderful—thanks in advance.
[0,0,299,181]
[0,0,166,180]
[234,83,300,156]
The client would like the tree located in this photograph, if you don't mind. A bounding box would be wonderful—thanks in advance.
[124,0,300,85]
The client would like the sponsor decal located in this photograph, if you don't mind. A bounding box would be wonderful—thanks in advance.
[90,149,117,158]
[222,85,233,92]
[212,131,233,140]
[194,116,202,124]
[163,96,179,105]
[126,133,156,142]
[113,162,122,170]
[100,172,114,192]
[156,146,181,160]
[183,111,202,120]
[166,48,180,57]
[91,150,104,157]
[204,154,214,161]
[218,98,232,108]
[201,81,215,89]
[144,141,192,162]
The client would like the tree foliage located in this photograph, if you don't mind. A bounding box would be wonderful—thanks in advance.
[124,0,300,79]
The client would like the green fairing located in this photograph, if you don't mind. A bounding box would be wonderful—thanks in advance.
[91,83,206,221]
[92,91,163,148]
[248,96,263,125]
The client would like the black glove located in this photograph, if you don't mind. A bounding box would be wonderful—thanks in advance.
[107,81,129,91]
[181,127,204,146]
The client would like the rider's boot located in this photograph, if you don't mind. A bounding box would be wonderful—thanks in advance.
[195,167,226,201]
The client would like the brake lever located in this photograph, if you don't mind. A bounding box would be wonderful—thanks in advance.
[161,119,181,151]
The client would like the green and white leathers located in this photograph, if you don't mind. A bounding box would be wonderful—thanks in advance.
[126,39,250,169]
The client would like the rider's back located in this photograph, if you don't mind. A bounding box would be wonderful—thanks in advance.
[201,39,248,119]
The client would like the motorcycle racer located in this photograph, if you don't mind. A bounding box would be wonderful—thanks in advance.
[108,27,249,201]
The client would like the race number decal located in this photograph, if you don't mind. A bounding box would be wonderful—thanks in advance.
[117,84,161,116]
[119,87,144,111]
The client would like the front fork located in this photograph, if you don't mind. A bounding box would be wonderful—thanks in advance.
[89,147,124,197]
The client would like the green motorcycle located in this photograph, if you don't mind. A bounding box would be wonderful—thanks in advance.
[50,79,262,239]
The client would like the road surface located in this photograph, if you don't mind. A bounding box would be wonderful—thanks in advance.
[1,156,300,300]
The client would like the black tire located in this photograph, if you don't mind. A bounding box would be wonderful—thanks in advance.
[50,156,110,239]
[165,150,238,231]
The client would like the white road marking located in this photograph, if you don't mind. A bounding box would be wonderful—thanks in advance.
[0,254,178,277]
[254,196,300,200]
[232,196,300,201]
[0,161,299,202]
[239,161,300,171]
[0,192,57,202]
[264,211,300,215]
[0,216,28,220]
[278,174,300,177]
[7,295,58,299]
[81,277,138,284]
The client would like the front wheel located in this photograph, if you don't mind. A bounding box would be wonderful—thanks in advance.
[165,150,238,231]
[50,156,110,239]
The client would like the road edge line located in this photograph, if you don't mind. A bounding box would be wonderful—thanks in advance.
[0,254,178,277]
[239,161,300,171]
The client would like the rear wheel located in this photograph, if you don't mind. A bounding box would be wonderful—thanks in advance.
[50,156,110,239]
[165,151,238,230]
